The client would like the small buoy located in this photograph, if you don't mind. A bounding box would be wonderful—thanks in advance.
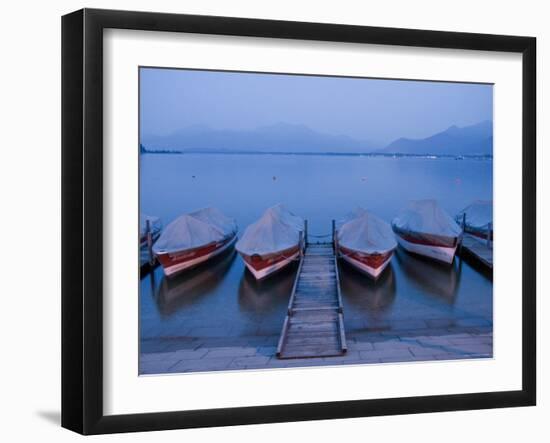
[361,177,368,182]
[192,175,196,179]
[272,176,277,181]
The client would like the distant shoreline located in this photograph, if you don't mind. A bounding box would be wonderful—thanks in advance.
[140,150,493,160]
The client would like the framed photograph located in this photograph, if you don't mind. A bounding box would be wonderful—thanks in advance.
[62,8,536,434]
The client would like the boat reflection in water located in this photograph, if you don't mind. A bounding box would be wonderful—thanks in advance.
[395,248,461,304]
[339,260,397,314]
[155,249,236,317]
[238,262,297,316]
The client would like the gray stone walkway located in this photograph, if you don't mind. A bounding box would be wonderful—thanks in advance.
[139,324,492,375]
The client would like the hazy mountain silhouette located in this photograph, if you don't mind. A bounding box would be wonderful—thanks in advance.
[142,121,493,156]
[141,122,377,153]
[380,121,493,156]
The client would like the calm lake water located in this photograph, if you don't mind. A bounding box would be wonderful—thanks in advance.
[140,154,493,341]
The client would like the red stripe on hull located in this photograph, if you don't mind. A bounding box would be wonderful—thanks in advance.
[339,245,393,270]
[156,235,234,270]
[392,226,458,248]
[240,245,300,272]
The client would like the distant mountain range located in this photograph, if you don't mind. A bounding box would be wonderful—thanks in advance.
[142,123,376,154]
[380,121,493,156]
[141,120,493,156]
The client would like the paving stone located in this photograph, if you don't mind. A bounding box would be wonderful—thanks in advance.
[140,348,208,362]
[450,343,493,355]
[228,356,271,368]
[377,355,423,363]
[275,359,330,368]
[205,347,258,358]
[139,328,494,373]
[320,351,361,363]
[169,357,234,373]
[139,360,178,375]
[434,354,487,361]
[347,341,374,351]
[448,336,493,346]
[359,349,413,361]
[373,340,416,350]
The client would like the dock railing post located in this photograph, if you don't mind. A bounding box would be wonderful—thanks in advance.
[459,213,466,253]
[299,231,304,259]
[332,219,336,251]
[487,222,492,248]
[304,219,308,246]
[146,219,154,266]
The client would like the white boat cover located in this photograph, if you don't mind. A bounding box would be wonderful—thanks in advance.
[338,209,397,254]
[392,200,462,238]
[153,208,236,254]
[336,207,368,229]
[139,214,162,237]
[189,207,237,235]
[236,204,304,256]
[455,200,493,230]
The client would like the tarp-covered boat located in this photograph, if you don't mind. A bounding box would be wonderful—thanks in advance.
[455,200,493,243]
[392,200,462,264]
[236,204,305,280]
[140,214,162,266]
[336,208,397,279]
[153,207,237,277]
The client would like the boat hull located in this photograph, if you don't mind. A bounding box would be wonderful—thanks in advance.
[240,245,300,280]
[394,233,457,264]
[156,234,237,277]
[338,246,394,280]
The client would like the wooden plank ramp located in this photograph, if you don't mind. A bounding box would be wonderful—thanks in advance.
[277,243,347,359]
[460,234,493,269]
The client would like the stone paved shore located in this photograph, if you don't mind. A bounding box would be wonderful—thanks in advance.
[139,324,492,374]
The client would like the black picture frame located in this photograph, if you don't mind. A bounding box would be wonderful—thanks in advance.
[62,8,536,435]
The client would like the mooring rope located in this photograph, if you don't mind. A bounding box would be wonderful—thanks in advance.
[307,233,332,238]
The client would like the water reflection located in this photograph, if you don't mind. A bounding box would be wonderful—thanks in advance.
[155,249,236,316]
[395,248,461,303]
[339,261,397,313]
[238,263,297,315]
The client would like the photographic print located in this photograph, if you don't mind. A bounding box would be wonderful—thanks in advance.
[138,67,493,375]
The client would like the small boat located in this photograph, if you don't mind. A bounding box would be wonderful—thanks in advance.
[392,200,462,264]
[336,208,397,280]
[153,207,237,277]
[455,200,493,244]
[139,214,162,266]
[236,204,305,280]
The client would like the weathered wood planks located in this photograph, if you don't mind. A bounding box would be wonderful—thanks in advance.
[277,243,347,359]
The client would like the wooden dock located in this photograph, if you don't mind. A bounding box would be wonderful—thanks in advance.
[276,242,347,359]
[460,234,493,270]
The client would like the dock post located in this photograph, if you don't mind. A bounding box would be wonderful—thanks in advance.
[332,219,336,251]
[146,219,154,266]
[459,213,466,254]
[487,222,492,248]
[299,231,304,258]
[304,219,308,246]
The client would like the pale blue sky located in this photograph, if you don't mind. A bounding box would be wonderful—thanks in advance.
[140,67,493,145]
